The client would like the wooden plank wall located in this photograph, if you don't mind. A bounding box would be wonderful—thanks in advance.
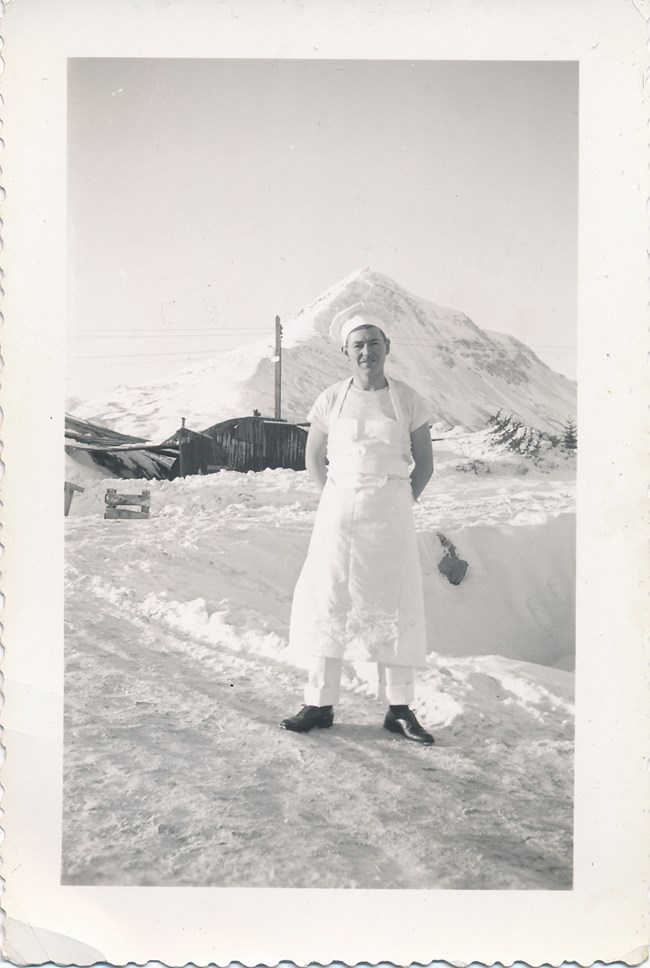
[203,418,307,472]
[263,421,307,471]
[178,432,228,477]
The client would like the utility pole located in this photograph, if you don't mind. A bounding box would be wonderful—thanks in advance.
[274,315,282,420]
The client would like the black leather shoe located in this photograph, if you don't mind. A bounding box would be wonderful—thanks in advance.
[384,708,434,745]
[280,705,334,732]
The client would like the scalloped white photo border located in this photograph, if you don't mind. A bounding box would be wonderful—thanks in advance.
[1,0,648,965]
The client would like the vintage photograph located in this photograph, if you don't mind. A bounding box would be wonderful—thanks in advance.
[63,58,577,890]
[4,0,648,963]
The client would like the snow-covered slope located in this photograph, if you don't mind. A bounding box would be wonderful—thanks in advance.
[64,443,575,888]
[72,267,576,439]
[67,432,576,668]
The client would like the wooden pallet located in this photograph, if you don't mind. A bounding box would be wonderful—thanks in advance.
[104,488,151,520]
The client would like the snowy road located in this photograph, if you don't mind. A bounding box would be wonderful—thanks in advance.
[64,453,575,889]
[64,587,572,889]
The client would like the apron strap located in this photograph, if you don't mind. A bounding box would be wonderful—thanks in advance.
[331,377,407,425]
[332,377,354,421]
[387,378,406,425]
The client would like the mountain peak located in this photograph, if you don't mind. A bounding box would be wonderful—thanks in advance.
[338,266,400,290]
[327,266,408,305]
[73,270,577,439]
[293,266,424,341]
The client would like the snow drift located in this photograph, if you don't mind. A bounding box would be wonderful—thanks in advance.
[67,439,576,671]
[64,444,575,888]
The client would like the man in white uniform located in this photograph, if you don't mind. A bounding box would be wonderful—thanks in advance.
[281,301,435,744]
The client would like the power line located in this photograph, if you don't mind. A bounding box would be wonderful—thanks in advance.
[69,329,270,339]
[72,324,271,332]
[391,336,574,347]
[69,344,576,361]
[391,338,576,353]
[67,358,183,368]
[69,327,575,352]
[68,348,243,362]
[67,328,575,362]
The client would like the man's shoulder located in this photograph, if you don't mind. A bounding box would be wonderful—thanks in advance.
[390,378,431,426]
[309,379,348,417]
[390,377,419,399]
[317,378,349,400]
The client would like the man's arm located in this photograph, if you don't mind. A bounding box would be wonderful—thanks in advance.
[305,425,329,491]
[410,423,434,500]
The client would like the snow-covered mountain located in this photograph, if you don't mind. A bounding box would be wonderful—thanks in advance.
[72,268,576,439]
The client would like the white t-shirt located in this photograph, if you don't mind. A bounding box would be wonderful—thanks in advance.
[308,378,431,434]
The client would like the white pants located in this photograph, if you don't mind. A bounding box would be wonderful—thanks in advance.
[305,657,415,706]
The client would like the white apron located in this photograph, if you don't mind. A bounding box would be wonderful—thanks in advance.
[288,377,427,668]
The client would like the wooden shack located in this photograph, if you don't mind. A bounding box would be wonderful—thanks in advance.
[66,412,308,481]
[201,416,307,473]
[65,414,178,480]
[165,426,229,479]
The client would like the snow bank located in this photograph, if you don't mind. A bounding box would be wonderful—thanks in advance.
[418,516,575,668]
[64,451,576,889]
[65,451,111,486]
[66,456,576,678]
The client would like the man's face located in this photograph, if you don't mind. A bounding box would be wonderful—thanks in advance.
[344,325,390,379]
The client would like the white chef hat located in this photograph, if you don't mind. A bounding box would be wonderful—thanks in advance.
[329,301,391,347]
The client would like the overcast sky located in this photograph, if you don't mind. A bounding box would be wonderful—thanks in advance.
[67,58,577,400]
